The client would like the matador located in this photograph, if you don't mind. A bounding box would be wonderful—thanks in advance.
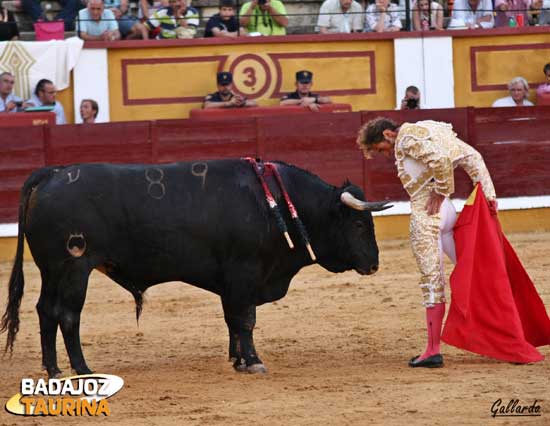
[356,118,497,368]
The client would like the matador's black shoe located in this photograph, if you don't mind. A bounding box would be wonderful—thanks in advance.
[408,354,444,368]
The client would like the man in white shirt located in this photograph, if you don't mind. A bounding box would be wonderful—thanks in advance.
[539,0,550,23]
[492,76,534,107]
[449,0,494,28]
[77,0,121,41]
[365,0,402,32]
[26,79,67,125]
[317,0,363,33]
[0,72,23,113]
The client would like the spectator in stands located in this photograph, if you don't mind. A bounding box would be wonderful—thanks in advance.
[448,0,494,28]
[22,0,83,31]
[139,0,168,19]
[239,0,288,36]
[0,4,19,41]
[0,72,24,113]
[317,0,364,34]
[412,0,444,30]
[104,0,149,38]
[492,76,533,107]
[280,70,332,111]
[26,79,66,124]
[203,72,257,109]
[204,0,242,37]
[536,63,550,97]
[538,0,550,23]
[77,0,121,41]
[494,0,540,27]
[175,0,199,38]
[399,85,421,109]
[80,99,99,123]
[365,0,402,32]
[145,0,199,39]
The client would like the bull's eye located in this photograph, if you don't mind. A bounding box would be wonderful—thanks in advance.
[354,220,365,230]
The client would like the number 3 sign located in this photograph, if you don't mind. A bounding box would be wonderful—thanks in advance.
[227,54,273,99]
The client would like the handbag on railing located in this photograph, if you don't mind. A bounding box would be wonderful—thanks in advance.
[34,20,65,41]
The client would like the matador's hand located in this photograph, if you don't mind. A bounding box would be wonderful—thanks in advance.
[487,199,498,216]
[425,190,445,216]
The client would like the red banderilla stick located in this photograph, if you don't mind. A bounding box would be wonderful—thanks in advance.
[244,158,294,249]
[266,163,316,262]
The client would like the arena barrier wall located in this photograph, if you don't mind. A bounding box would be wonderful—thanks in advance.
[2,105,550,224]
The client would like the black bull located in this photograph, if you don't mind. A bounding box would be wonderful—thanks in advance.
[1,159,390,376]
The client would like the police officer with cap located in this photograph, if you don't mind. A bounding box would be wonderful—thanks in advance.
[280,70,331,111]
[203,71,257,109]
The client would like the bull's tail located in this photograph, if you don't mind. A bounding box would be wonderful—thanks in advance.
[1,167,59,353]
[133,289,144,326]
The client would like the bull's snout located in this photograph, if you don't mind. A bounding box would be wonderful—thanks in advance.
[356,264,379,275]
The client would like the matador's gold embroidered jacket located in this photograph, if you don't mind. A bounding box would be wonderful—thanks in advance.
[394,120,496,200]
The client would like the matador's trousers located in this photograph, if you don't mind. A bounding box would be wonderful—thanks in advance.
[409,185,457,307]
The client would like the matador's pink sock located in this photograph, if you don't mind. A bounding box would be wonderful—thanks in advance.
[418,303,445,361]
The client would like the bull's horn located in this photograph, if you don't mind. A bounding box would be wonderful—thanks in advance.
[340,192,393,212]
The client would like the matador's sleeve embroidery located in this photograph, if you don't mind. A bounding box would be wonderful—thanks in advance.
[458,144,497,200]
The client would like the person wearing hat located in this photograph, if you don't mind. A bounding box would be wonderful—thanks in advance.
[205,0,243,37]
[280,70,331,111]
[203,72,258,109]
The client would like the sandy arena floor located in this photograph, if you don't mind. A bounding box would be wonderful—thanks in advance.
[0,232,549,426]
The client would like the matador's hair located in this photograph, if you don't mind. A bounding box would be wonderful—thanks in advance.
[356,117,398,158]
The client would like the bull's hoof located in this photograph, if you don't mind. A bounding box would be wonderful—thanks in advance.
[44,365,62,378]
[247,363,267,374]
[49,369,62,378]
[232,358,248,373]
[72,366,94,376]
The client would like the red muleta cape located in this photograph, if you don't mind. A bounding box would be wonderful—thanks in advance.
[442,184,550,363]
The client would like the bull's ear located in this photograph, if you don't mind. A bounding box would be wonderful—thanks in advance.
[340,192,393,212]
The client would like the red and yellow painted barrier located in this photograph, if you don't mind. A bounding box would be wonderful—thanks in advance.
[453,30,550,107]
[104,36,396,121]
